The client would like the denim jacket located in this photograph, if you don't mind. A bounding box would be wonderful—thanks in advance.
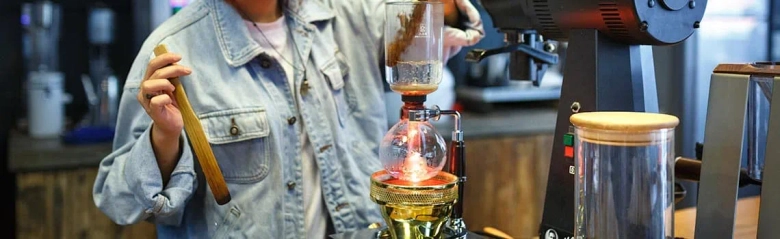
[93,0,389,238]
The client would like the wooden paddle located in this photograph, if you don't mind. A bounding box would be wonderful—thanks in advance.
[153,44,231,205]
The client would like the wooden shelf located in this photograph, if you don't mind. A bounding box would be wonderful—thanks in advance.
[8,132,113,172]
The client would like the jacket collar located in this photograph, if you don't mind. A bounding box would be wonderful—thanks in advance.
[208,0,335,67]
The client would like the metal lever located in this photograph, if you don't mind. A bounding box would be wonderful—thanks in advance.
[466,41,559,86]
[466,43,559,64]
[675,156,762,187]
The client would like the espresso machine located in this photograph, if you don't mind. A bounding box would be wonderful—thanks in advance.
[467,0,707,238]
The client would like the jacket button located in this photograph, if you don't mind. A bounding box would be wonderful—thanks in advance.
[259,56,272,69]
[287,116,296,125]
[319,144,332,153]
[287,181,296,190]
[229,118,240,135]
[335,203,349,211]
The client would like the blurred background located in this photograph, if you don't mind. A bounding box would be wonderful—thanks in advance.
[0,0,778,238]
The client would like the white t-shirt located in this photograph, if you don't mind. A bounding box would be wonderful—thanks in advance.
[245,16,328,239]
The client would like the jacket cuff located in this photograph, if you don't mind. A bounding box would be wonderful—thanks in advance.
[124,125,196,225]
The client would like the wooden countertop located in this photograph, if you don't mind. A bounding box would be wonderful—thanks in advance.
[675,196,759,239]
[482,196,761,239]
[8,132,113,172]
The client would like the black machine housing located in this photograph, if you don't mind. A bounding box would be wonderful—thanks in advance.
[481,0,705,45]
[470,0,707,238]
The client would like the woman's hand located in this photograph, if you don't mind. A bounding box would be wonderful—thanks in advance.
[442,0,485,60]
[136,52,191,183]
[137,53,191,139]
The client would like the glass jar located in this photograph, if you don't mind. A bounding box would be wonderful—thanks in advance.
[746,69,774,181]
[571,112,679,239]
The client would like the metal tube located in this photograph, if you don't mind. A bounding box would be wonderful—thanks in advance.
[675,157,702,182]
[437,109,467,238]
[440,110,462,141]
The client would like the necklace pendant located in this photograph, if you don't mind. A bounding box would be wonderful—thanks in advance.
[301,79,311,95]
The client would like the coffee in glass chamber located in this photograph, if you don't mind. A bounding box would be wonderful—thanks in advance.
[384,1,444,97]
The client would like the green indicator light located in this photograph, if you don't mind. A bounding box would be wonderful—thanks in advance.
[563,133,574,146]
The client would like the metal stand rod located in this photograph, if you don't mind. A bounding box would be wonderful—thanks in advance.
[695,73,749,239]
[757,76,780,238]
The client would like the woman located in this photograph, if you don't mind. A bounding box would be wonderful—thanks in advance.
[93,0,483,238]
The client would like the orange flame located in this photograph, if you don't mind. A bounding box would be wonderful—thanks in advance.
[401,121,429,182]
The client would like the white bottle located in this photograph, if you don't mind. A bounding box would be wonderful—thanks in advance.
[26,71,70,138]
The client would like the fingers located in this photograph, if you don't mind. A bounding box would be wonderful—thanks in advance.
[145,53,183,80]
[136,51,186,132]
[137,78,175,112]
[450,0,485,44]
[150,64,192,80]
[444,26,482,47]
[455,0,483,30]
[138,51,190,110]
[141,79,176,95]
[149,93,173,114]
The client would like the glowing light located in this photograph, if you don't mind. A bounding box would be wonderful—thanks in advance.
[379,119,446,183]
[402,152,428,182]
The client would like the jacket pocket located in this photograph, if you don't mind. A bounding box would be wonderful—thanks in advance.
[335,50,358,114]
[199,107,271,184]
[321,56,350,128]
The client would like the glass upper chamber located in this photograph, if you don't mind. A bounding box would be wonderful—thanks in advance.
[379,119,447,182]
[384,1,444,96]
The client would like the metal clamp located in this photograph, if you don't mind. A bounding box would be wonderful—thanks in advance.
[407,105,441,122]
[408,105,464,142]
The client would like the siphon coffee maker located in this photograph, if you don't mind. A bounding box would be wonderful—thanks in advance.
[371,1,468,238]
[329,1,487,238]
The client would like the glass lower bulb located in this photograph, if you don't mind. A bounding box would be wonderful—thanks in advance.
[379,119,447,182]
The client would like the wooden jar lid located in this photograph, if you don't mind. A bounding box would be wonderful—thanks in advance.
[570,112,679,146]
[713,62,780,75]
